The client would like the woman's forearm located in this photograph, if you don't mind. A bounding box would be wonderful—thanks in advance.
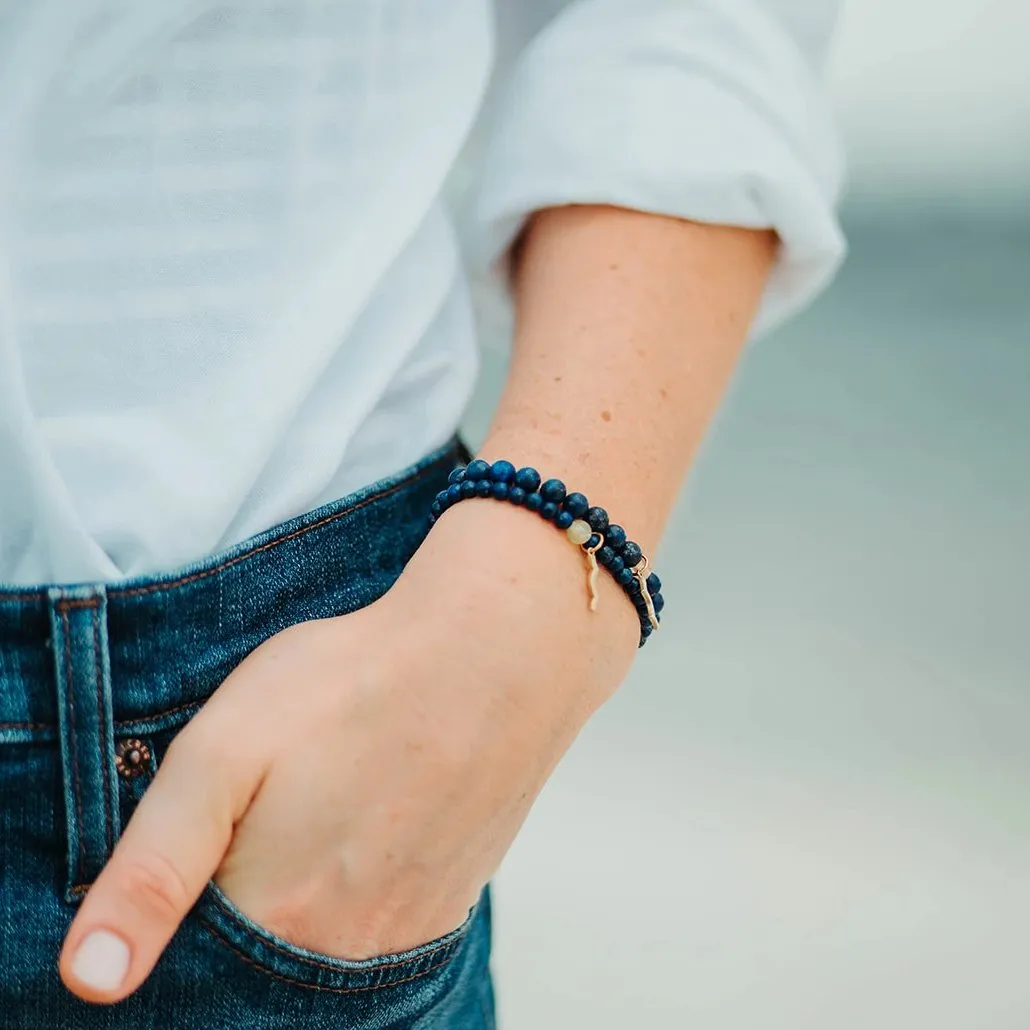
[484,204,777,553]
[403,204,778,706]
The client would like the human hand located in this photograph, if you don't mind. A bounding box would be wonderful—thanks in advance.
[59,500,638,1003]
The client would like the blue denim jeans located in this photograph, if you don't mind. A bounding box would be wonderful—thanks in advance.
[0,440,495,1028]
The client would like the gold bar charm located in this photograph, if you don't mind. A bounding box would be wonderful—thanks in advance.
[634,556,660,631]
[584,539,601,612]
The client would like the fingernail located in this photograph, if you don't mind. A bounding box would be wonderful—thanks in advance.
[71,930,131,992]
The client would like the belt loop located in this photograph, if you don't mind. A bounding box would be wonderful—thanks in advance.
[48,585,119,903]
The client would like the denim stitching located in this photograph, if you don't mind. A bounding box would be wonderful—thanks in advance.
[92,604,114,857]
[60,598,105,611]
[197,918,457,994]
[60,607,87,888]
[113,461,443,599]
[113,698,201,730]
[1,453,455,767]
[0,444,459,608]
[205,889,464,973]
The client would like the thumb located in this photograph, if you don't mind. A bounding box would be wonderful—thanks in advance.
[59,725,255,1003]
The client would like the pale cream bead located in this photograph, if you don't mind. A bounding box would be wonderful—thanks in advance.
[566,519,593,546]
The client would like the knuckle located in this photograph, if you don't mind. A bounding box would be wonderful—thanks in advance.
[119,852,192,922]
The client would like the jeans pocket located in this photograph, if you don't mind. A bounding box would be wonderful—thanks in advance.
[191,882,480,994]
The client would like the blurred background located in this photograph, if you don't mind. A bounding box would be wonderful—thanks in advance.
[464,2,1030,1026]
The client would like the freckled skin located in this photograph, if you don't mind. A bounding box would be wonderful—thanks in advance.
[488,204,775,550]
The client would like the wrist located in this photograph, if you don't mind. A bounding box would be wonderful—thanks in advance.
[438,453,664,645]
[392,498,640,708]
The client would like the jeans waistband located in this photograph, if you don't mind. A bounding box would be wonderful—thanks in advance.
[0,440,463,743]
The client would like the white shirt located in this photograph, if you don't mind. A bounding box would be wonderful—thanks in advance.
[0,0,845,585]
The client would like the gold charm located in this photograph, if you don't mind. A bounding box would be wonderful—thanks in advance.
[633,555,660,631]
[584,537,602,611]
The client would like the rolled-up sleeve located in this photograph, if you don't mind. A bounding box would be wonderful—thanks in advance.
[475,0,846,335]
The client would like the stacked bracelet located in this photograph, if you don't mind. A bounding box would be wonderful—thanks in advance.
[428,459,664,648]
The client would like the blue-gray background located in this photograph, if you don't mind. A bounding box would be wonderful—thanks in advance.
[464,4,1030,1026]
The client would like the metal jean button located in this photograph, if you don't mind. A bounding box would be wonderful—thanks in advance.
[114,738,151,780]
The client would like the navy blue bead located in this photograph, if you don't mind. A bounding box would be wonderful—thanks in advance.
[627,577,642,593]
[641,621,654,637]
[509,486,527,506]
[435,489,450,508]
[616,568,635,587]
[540,501,559,521]
[605,524,626,550]
[460,479,477,499]
[465,459,491,481]
[540,478,567,504]
[653,592,665,614]
[515,467,542,492]
[475,479,493,498]
[608,555,625,575]
[491,482,510,501]
[646,572,662,594]
[428,514,436,527]
[563,492,589,518]
[598,546,616,567]
[446,483,462,504]
[586,533,601,549]
[448,467,466,485]
[490,460,516,484]
[586,506,609,533]
[431,499,443,516]
[524,492,543,513]
[555,511,574,530]
[621,541,642,568]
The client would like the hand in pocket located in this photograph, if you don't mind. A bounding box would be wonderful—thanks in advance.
[59,501,638,1003]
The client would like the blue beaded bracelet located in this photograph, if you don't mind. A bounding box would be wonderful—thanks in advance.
[429,460,664,648]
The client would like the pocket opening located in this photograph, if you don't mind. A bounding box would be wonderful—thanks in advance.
[191,881,481,993]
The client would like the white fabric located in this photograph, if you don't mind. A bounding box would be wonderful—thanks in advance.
[0,0,846,585]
